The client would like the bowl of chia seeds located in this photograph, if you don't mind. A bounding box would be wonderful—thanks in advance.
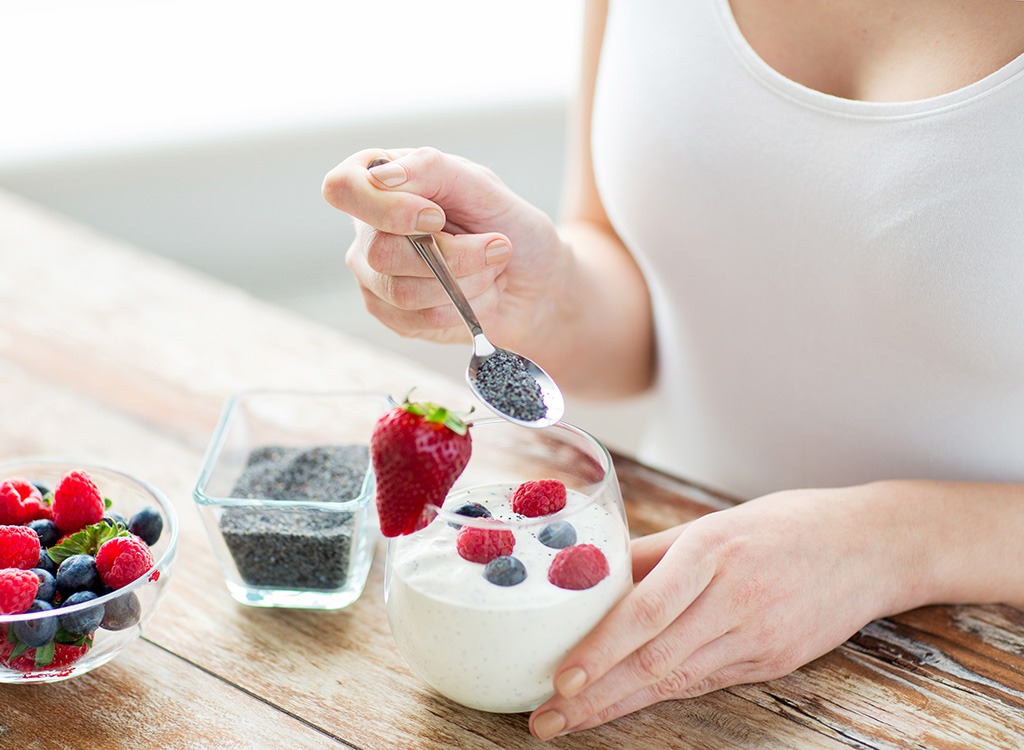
[193,391,387,609]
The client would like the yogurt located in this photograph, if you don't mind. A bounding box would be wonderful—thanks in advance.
[385,483,632,713]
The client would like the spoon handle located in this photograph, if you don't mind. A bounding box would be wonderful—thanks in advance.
[407,234,485,338]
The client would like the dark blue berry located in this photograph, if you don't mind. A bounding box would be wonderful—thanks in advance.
[58,591,105,635]
[127,506,163,545]
[448,502,492,529]
[31,482,51,498]
[538,521,577,549]
[27,519,60,548]
[483,555,527,586]
[55,554,101,598]
[12,600,58,648]
[100,592,141,631]
[31,568,57,603]
[36,548,57,576]
[103,512,129,531]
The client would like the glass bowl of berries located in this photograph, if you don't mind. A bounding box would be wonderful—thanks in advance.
[0,460,178,683]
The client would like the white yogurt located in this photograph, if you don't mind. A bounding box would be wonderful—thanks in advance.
[386,483,632,713]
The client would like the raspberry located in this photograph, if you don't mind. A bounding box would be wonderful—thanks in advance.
[456,525,515,564]
[52,470,105,534]
[0,568,40,614]
[95,535,154,589]
[0,525,42,569]
[511,479,567,517]
[547,544,610,590]
[0,478,49,525]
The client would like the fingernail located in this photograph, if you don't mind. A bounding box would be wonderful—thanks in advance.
[555,667,587,698]
[533,711,566,741]
[416,208,445,233]
[484,240,511,266]
[368,161,408,187]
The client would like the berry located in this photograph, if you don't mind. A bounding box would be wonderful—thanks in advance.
[0,568,39,614]
[55,554,101,598]
[484,555,527,586]
[52,471,105,534]
[127,506,163,545]
[0,525,42,569]
[0,478,49,525]
[31,568,57,603]
[456,525,515,564]
[59,591,105,635]
[36,547,57,576]
[537,521,577,549]
[511,479,567,517]
[547,544,610,590]
[96,536,154,589]
[28,518,60,548]
[100,591,141,631]
[447,501,492,530]
[12,600,58,648]
[371,398,472,537]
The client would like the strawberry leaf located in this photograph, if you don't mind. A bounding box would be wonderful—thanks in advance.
[47,521,130,564]
[103,497,112,510]
[34,640,55,668]
[9,639,31,662]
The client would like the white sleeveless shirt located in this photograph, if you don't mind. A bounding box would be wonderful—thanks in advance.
[591,0,1024,498]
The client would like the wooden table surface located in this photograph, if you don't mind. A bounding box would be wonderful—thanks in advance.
[1,190,1022,749]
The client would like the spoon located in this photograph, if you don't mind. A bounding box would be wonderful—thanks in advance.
[406,232,564,428]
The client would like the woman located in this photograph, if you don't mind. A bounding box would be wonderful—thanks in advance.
[323,0,1024,741]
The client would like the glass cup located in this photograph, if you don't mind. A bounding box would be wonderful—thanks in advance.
[384,418,632,713]
[193,390,386,610]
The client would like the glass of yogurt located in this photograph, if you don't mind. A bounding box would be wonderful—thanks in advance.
[384,418,632,713]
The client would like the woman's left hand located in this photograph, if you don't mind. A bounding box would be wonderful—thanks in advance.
[529,484,921,740]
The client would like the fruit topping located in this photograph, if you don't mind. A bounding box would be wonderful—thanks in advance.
[0,568,40,614]
[58,591,105,635]
[456,525,515,564]
[511,479,567,518]
[12,600,58,648]
[31,568,57,603]
[371,396,472,537]
[484,555,527,586]
[127,507,163,545]
[52,471,105,534]
[96,536,154,589]
[448,501,492,529]
[55,555,101,599]
[0,478,50,525]
[537,521,577,549]
[28,519,60,548]
[0,525,42,570]
[547,544,610,590]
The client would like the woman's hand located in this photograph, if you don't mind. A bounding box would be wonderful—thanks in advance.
[529,484,923,740]
[322,147,569,351]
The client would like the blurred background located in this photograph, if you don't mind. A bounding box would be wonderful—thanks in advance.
[0,0,651,454]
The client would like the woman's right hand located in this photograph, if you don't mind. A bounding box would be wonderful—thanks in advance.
[322,146,570,349]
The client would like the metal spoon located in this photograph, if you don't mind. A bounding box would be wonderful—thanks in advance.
[406,233,564,428]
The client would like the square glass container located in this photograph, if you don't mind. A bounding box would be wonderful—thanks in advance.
[194,390,386,609]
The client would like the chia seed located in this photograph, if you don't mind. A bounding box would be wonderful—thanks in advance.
[474,349,548,422]
[218,444,370,590]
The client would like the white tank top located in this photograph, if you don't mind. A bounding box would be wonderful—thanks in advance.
[592,0,1024,498]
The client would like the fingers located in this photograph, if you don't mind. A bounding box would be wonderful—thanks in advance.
[631,525,687,581]
[355,228,512,280]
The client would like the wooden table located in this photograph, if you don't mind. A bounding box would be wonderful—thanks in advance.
[1,190,1022,749]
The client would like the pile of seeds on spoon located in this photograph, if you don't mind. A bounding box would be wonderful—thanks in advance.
[474,350,547,422]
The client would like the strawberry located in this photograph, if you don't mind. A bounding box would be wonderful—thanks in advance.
[0,478,49,525]
[370,397,472,537]
[547,544,610,590]
[0,568,39,614]
[95,535,154,589]
[511,479,567,517]
[0,525,42,570]
[456,525,515,564]
[51,470,105,534]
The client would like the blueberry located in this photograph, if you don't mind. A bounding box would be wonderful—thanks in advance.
[56,554,101,598]
[103,512,129,531]
[27,519,60,548]
[12,600,58,648]
[448,502,492,530]
[31,568,57,603]
[100,592,141,631]
[127,506,163,545]
[31,482,51,498]
[537,521,577,549]
[58,591,105,635]
[36,548,57,576]
[483,555,527,586]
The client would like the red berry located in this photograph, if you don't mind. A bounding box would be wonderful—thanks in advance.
[49,642,91,669]
[456,525,515,564]
[511,479,567,517]
[547,544,610,590]
[0,568,40,614]
[51,470,105,534]
[96,535,154,589]
[0,525,42,570]
[0,478,48,525]
[371,398,472,537]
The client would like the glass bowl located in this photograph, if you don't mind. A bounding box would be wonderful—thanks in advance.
[193,390,387,610]
[384,418,632,713]
[0,460,178,684]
